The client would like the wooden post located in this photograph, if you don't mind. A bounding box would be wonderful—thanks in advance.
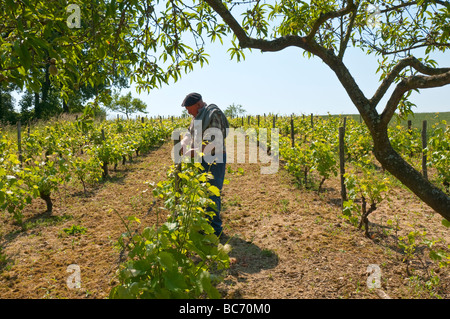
[17,121,22,165]
[422,120,428,180]
[173,136,181,217]
[272,116,276,129]
[310,113,314,130]
[101,128,108,177]
[257,115,260,127]
[339,126,347,208]
[290,116,295,148]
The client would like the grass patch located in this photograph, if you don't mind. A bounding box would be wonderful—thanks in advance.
[62,224,87,236]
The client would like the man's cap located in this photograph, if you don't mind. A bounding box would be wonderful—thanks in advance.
[181,92,202,107]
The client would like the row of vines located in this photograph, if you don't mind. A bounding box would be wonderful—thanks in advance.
[1,112,232,299]
[1,111,449,298]
[0,113,188,226]
[228,114,450,291]
[230,114,449,223]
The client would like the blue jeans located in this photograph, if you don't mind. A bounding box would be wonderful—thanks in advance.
[201,153,226,236]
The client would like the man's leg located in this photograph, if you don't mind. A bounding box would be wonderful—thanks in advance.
[203,154,226,236]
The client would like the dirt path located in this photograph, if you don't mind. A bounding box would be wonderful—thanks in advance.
[0,143,172,299]
[220,152,449,299]
[0,141,448,299]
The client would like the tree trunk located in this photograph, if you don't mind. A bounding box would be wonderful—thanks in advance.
[324,49,450,221]
[34,92,41,119]
[372,130,450,220]
[102,162,109,178]
[202,0,450,221]
[40,192,53,213]
[63,100,69,113]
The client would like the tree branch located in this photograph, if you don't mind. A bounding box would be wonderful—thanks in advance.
[338,3,358,60]
[379,1,417,14]
[306,0,356,42]
[369,41,450,56]
[371,56,450,109]
[204,0,324,55]
[379,70,450,128]
[203,0,375,125]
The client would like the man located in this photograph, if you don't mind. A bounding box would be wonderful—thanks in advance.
[180,92,229,237]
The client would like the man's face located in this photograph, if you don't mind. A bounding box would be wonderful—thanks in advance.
[185,102,200,117]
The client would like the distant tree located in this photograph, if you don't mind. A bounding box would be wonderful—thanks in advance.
[0,85,18,124]
[105,92,148,119]
[18,91,35,123]
[181,108,189,118]
[224,103,246,118]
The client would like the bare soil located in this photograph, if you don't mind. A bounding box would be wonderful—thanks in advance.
[0,141,449,299]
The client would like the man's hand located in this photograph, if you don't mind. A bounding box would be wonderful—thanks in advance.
[184,148,199,158]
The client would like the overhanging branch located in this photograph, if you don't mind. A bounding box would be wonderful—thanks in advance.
[371,56,450,109]
[338,3,358,60]
[380,70,450,128]
[306,0,356,42]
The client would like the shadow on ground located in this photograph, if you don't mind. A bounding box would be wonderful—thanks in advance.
[222,234,279,274]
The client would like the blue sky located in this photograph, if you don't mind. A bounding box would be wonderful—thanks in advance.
[121,38,450,119]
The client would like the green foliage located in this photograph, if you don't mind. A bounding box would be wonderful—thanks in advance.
[63,224,87,236]
[0,0,214,101]
[310,138,338,192]
[428,121,450,191]
[279,115,338,192]
[442,219,450,228]
[0,116,186,226]
[0,135,37,224]
[223,103,246,119]
[104,92,148,120]
[110,162,230,299]
[398,229,450,277]
[70,152,103,195]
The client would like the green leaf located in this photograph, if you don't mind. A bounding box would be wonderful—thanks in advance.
[127,215,141,224]
[208,185,220,197]
[158,251,176,271]
[197,270,220,299]
[163,270,187,291]
[442,219,450,228]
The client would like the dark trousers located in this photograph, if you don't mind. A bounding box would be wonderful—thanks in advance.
[201,153,226,236]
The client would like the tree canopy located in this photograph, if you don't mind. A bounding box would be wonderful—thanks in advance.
[104,91,148,119]
[1,0,449,219]
[224,103,246,118]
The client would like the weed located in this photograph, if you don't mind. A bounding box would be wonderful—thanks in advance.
[279,199,289,213]
[62,224,87,236]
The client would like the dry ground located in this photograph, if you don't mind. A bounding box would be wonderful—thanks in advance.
[0,140,449,299]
